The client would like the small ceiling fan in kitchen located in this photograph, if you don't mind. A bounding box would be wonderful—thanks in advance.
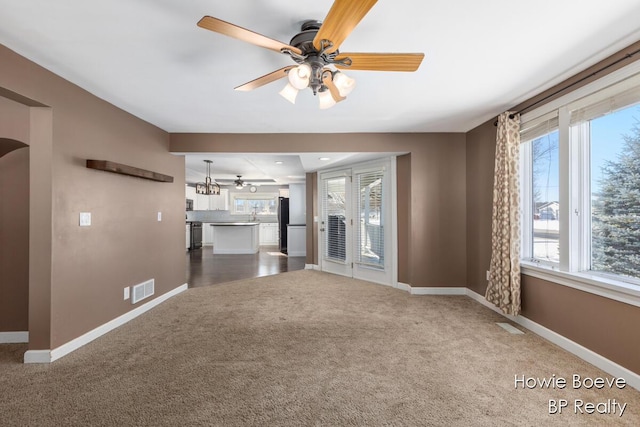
[233,175,246,189]
[197,0,424,109]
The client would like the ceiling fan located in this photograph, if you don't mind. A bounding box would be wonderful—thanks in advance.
[197,0,424,109]
[234,175,246,189]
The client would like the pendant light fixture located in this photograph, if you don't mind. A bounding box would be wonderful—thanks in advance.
[196,160,221,195]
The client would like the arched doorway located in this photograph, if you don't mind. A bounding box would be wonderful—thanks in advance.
[0,138,30,343]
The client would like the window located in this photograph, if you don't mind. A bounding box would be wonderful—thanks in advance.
[590,103,640,281]
[520,69,640,293]
[530,130,560,263]
[520,114,560,264]
[231,194,277,215]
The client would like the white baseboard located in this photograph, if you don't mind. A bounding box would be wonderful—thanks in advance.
[24,283,188,364]
[397,283,467,295]
[305,264,320,270]
[397,282,411,292]
[465,288,640,392]
[23,350,50,363]
[410,287,467,295]
[0,331,28,344]
[287,251,306,257]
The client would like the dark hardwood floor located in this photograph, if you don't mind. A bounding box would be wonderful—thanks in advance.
[186,245,306,288]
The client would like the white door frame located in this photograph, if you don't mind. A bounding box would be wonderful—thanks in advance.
[317,156,398,287]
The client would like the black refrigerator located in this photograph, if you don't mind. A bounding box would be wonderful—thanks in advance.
[278,197,289,254]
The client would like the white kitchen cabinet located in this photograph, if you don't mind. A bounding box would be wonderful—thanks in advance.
[185,185,197,201]
[194,189,229,211]
[210,189,229,210]
[195,193,209,211]
[203,223,214,246]
[259,223,279,245]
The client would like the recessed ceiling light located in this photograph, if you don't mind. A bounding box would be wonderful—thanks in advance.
[275,161,284,165]
[319,157,330,161]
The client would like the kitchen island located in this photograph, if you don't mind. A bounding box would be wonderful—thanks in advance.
[209,222,260,254]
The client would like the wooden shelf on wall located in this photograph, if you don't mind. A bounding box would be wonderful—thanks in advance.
[86,160,174,183]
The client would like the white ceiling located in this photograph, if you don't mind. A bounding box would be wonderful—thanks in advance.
[2,0,640,183]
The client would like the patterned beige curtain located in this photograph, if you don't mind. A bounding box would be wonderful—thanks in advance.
[486,112,521,315]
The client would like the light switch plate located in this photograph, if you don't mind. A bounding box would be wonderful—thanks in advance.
[157,211,162,222]
[79,212,91,226]
[123,287,130,300]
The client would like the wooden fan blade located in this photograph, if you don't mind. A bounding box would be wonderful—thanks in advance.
[234,66,294,91]
[335,53,424,71]
[198,16,302,55]
[313,0,378,53]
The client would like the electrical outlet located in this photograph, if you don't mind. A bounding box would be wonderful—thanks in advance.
[486,270,491,281]
[124,287,130,300]
[157,211,162,222]
[79,212,91,226]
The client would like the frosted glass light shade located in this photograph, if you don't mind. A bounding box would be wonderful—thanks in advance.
[279,83,298,104]
[288,64,311,90]
[333,72,356,96]
[318,90,337,109]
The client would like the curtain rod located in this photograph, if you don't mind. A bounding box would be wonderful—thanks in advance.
[493,46,640,126]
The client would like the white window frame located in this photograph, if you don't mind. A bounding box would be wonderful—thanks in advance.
[230,192,279,216]
[519,61,640,308]
[519,123,561,268]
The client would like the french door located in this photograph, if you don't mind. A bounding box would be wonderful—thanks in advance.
[319,159,394,286]
[320,171,353,277]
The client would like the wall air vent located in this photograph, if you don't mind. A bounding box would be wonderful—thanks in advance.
[131,279,155,304]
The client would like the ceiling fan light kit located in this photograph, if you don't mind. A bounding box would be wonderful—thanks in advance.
[318,88,337,109]
[278,83,299,104]
[197,0,424,109]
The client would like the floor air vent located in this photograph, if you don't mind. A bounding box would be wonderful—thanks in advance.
[131,279,154,304]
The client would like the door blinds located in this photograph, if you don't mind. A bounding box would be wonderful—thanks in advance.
[355,170,385,269]
[322,176,347,262]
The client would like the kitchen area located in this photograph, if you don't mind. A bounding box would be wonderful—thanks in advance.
[184,158,307,286]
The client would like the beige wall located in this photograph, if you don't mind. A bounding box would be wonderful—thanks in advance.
[305,172,317,265]
[0,96,30,143]
[0,97,31,333]
[0,147,30,332]
[464,40,640,376]
[465,120,496,295]
[396,154,411,284]
[522,275,640,374]
[0,43,186,349]
[171,133,467,287]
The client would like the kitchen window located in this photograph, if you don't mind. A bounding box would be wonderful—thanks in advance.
[231,193,278,216]
[519,67,640,306]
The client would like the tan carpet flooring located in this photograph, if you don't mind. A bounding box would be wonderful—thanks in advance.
[1,270,639,426]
